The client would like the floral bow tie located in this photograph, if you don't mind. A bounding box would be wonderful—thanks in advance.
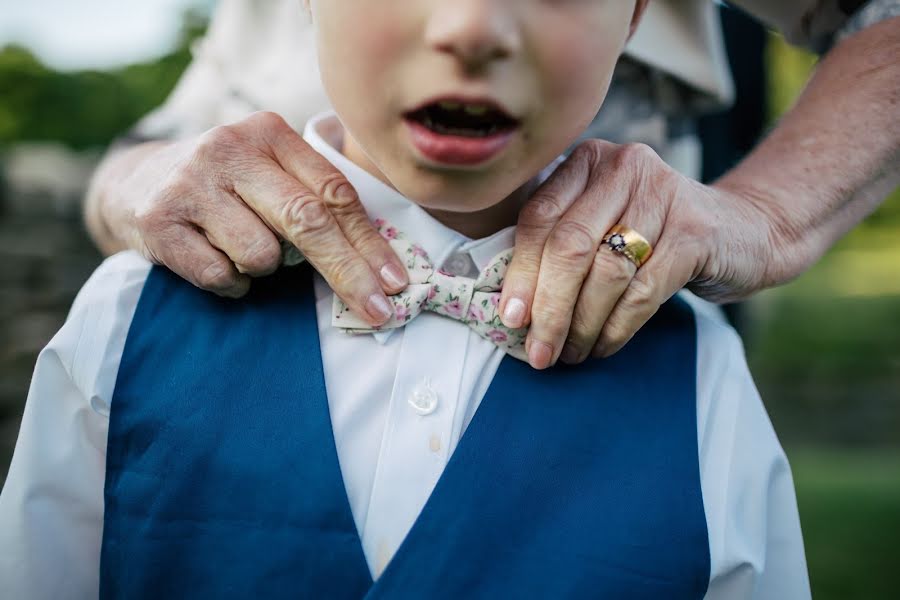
[331,224,528,361]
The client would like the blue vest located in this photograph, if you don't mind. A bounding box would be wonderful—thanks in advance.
[101,265,710,599]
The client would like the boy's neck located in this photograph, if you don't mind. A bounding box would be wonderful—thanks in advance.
[342,132,537,240]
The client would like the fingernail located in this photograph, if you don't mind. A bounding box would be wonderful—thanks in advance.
[528,341,553,370]
[380,263,407,290]
[560,343,580,364]
[366,294,394,322]
[502,298,526,328]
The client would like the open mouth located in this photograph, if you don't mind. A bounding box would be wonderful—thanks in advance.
[404,100,519,138]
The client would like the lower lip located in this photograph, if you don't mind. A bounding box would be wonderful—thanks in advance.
[404,119,517,167]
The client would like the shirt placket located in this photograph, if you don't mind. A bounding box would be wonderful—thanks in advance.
[360,251,475,578]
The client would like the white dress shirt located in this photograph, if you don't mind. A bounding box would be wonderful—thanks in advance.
[0,114,810,599]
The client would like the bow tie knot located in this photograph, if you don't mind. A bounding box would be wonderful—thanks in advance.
[333,235,528,361]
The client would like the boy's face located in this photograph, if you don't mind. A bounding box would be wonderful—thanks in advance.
[310,0,646,214]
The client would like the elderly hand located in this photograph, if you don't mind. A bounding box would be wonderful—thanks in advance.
[93,111,408,325]
[499,139,779,369]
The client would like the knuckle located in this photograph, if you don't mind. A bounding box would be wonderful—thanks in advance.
[520,190,566,224]
[328,255,370,292]
[282,194,332,238]
[616,142,659,170]
[599,315,632,352]
[195,126,237,162]
[593,251,634,287]
[574,138,617,164]
[197,261,237,291]
[600,327,628,354]
[530,303,571,341]
[354,228,393,261]
[316,172,357,211]
[133,203,164,234]
[248,110,287,132]
[620,277,657,313]
[157,177,205,222]
[239,237,282,274]
[625,279,656,308]
[547,221,597,263]
[134,190,184,235]
[566,314,595,348]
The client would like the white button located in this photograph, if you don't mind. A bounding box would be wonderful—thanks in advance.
[408,377,439,415]
[443,253,478,277]
[429,434,442,453]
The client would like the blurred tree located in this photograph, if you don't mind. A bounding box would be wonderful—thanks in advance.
[0,10,206,150]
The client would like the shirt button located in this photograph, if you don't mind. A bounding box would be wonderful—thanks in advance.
[408,378,439,416]
[443,253,478,278]
[429,434,442,453]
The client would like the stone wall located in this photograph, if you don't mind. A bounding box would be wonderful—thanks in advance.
[0,144,103,482]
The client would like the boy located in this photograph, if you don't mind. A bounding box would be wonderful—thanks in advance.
[0,1,809,598]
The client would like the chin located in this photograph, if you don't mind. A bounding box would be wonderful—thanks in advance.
[395,165,524,213]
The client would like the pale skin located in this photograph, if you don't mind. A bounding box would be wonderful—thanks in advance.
[86,6,900,369]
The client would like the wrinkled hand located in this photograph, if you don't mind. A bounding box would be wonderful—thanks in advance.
[500,139,778,369]
[102,111,407,325]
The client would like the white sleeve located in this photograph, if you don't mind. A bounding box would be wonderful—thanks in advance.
[729,0,876,51]
[134,0,328,139]
[0,252,150,600]
[685,295,811,600]
[132,0,252,139]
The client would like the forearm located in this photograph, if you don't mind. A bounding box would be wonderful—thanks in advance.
[714,16,900,285]
[84,140,173,256]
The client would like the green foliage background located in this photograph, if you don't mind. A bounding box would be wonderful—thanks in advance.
[0,14,206,150]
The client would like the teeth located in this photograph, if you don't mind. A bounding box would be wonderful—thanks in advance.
[464,104,489,116]
[430,121,497,138]
[438,101,461,111]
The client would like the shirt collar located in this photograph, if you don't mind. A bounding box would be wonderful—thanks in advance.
[303,112,519,272]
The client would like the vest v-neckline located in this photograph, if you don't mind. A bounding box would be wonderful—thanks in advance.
[302,271,511,586]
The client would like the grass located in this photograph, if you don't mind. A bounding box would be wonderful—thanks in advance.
[789,448,900,599]
[744,233,900,447]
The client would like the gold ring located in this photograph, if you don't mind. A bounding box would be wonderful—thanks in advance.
[602,224,653,268]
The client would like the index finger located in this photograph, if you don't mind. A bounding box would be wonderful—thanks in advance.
[499,147,593,329]
[232,160,395,326]
[266,117,409,294]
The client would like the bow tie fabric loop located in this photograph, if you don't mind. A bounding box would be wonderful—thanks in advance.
[332,235,528,361]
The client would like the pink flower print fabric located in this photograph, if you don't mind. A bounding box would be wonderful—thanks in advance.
[333,221,528,361]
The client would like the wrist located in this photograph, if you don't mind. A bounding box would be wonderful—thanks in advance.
[711,177,823,291]
[85,141,173,255]
[85,151,128,255]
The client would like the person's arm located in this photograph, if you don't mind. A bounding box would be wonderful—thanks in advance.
[498,11,900,368]
[84,0,406,322]
[710,14,900,293]
[85,0,253,254]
